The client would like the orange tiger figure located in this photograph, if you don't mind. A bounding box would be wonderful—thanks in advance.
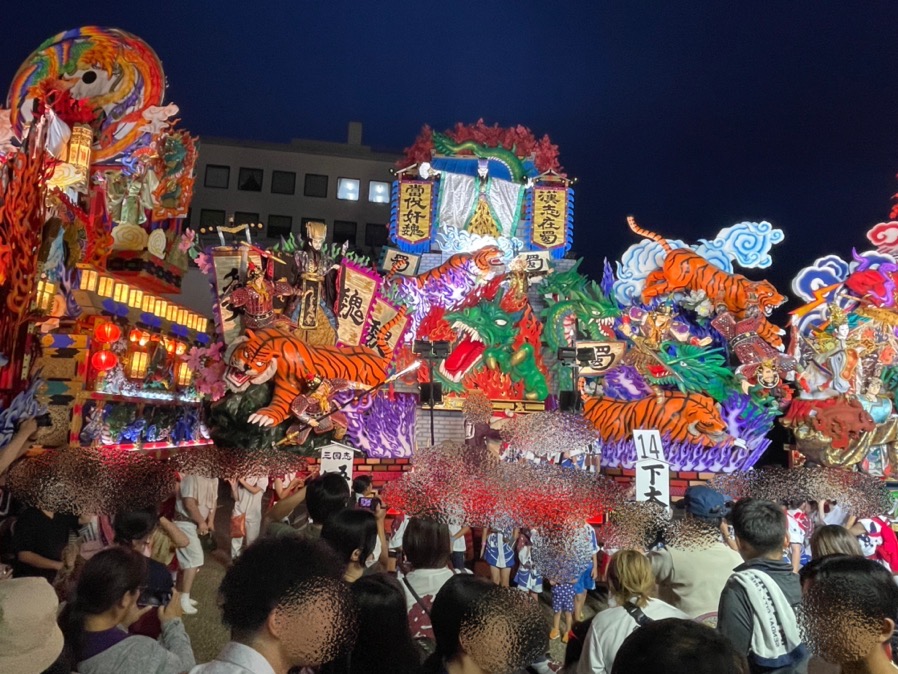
[627,216,786,349]
[225,308,406,427]
[583,392,733,447]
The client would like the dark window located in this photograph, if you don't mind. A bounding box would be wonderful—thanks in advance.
[365,223,388,248]
[199,209,226,232]
[271,170,296,195]
[304,173,329,198]
[234,211,260,226]
[238,167,263,192]
[204,165,230,189]
[268,214,293,239]
[333,220,358,246]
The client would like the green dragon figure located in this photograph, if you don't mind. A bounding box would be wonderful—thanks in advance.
[541,280,620,352]
[538,259,589,300]
[432,132,529,183]
[436,298,549,400]
[642,341,736,402]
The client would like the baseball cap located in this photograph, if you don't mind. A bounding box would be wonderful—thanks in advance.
[679,485,729,519]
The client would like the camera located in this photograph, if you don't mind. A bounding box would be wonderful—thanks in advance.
[35,413,52,428]
[357,496,381,511]
[137,588,172,608]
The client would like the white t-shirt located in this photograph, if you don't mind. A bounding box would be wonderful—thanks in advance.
[401,567,456,613]
[822,503,848,526]
[389,515,409,552]
[177,475,219,520]
[787,508,811,560]
[576,597,688,674]
[449,521,467,552]
[233,476,269,518]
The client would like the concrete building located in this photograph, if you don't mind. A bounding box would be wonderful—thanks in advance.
[188,121,399,252]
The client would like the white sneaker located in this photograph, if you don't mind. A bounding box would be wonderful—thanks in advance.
[180,597,198,615]
[188,598,198,607]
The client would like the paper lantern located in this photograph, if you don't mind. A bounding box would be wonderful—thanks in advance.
[127,350,149,379]
[91,349,118,372]
[93,321,122,344]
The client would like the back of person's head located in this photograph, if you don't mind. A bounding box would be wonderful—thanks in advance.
[0,577,64,674]
[347,574,419,674]
[220,536,357,668]
[351,475,372,496]
[113,509,158,546]
[611,618,749,674]
[321,508,377,567]
[731,498,787,558]
[680,485,729,526]
[307,473,351,525]
[59,546,146,666]
[422,574,493,672]
[564,618,594,670]
[403,517,450,570]
[810,524,863,559]
[799,554,898,665]
[608,550,654,609]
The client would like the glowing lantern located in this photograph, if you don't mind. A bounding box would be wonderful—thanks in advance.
[127,350,149,379]
[80,269,98,292]
[93,321,122,344]
[97,276,115,297]
[34,279,57,313]
[176,361,194,387]
[91,350,118,372]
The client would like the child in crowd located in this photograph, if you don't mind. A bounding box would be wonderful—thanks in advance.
[448,517,470,572]
[482,523,518,587]
[514,527,543,601]
[550,575,577,643]
[574,522,600,621]
[784,499,813,573]
[228,475,268,560]
[388,510,409,574]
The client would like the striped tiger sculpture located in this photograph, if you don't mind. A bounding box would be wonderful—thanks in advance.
[582,392,733,448]
[225,309,405,427]
[628,217,786,349]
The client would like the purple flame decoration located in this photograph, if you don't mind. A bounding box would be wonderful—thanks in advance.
[334,390,417,458]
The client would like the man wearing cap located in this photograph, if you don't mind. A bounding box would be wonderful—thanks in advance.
[0,577,66,673]
[649,485,743,623]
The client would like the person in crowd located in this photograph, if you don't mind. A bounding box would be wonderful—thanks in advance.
[191,536,356,674]
[611,618,750,674]
[562,618,595,674]
[399,517,459,646]
[809,524,863,559]
[649,485,743,622]
[13,505,89,581]
[577,550,688,674]
[481,522,518,587]
[419,574,495,674]
[851,514,898,575]
[574,522,600,621]
[0,576,68,674]
[0,416,37,478]
[114,509,189,639]
[321,507,387,582]
[58,546,194,674]
[816,499,849,527]
[799,555,898,674]
[785,498,814,573]
[387,509,409,573]
[173,472,218,615]
[269,469,307,527]
[351,475,376,505]
[718,498,808,673]
[324,573,420,674]
[549,573,578,643]
[514,527,543,601]
[265,470,350,539]
[448,516,471,572]
[229,475,269,559]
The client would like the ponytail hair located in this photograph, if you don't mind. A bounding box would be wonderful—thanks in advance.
[58,547,146,667]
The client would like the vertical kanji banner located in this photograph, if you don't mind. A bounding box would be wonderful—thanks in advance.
[336,261,381,346]
[365,294,410,356]
[530,185,573,257]
[390,179,434,253]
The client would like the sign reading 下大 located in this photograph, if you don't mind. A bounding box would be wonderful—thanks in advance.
[635,458,670,511]
[211,249,262,345]
[319,444,355,487]
[395,180,433,246]
[633,429,666,462]
[531,185,568,251]
[380,247,421,276]
[336,261,380,346]
[365,295,409,356]
[576,341,627,377]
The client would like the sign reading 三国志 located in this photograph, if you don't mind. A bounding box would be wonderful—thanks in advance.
[319,443,356,487]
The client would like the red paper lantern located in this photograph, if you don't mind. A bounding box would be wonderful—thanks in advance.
[93,321,121,345]
[91,350,118,372]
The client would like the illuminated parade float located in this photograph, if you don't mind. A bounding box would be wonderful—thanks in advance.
[0,27,895,532]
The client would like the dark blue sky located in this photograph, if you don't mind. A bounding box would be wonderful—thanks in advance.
[3,2,898,293]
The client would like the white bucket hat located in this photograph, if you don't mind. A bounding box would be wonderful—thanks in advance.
[0,577,65,673]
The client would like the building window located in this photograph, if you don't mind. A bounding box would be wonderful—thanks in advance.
[234,211,260,226]
[238,167,263,192]
[368,181,390,203]
[333,220,358,245]
[199,209,226,231]
[336,178,360,201]
[304,173,329,198]
[271,170,296,195]
[268,214,293,239]
[365,223,388,248]
[204,164,230,189]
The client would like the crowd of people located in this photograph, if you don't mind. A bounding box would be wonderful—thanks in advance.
[0,450,897,674]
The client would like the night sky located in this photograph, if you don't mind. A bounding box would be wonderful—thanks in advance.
[3,2,898,298]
